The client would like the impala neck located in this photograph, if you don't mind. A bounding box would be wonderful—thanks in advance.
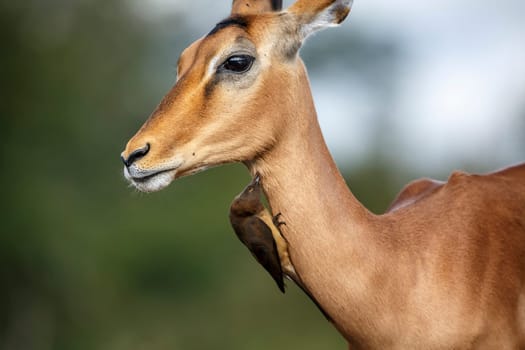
[246,62,383,338]
[248,89,372,244]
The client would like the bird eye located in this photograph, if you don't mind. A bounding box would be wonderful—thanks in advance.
[219,55,254,74]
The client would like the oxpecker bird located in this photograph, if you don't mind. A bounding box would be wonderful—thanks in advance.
[229,173,286,292]
[229,173,331,321]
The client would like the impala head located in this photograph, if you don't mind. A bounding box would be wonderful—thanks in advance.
[121,0,353,192]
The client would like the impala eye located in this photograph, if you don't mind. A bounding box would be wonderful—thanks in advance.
[219,55,254,73]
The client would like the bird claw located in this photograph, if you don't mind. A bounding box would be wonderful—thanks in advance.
[273,212,286,227]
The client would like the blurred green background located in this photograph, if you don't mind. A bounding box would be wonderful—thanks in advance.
[1,0,523,349]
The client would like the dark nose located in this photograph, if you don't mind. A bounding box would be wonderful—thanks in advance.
[121,143,150,167]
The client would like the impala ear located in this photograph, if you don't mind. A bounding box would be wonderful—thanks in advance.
[288,0,353,39]
[231,0,283,15]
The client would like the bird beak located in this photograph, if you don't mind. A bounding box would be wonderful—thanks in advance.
[254,172,261,185]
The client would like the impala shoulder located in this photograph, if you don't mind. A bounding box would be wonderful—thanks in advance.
[386,177,444,213]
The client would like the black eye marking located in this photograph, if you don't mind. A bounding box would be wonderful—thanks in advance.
[218,55,255,74]
[208,16,248,36]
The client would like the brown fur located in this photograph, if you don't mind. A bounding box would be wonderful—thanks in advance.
[121,0,525,348]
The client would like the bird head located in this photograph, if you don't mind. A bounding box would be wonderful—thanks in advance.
[230,173,265,215]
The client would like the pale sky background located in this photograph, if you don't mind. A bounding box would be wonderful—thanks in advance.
[131,0,525,174]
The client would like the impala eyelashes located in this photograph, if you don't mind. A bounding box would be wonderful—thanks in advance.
[218,55,255,74]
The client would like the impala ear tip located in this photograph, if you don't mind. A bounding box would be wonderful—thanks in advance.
[329,0,355,16]
[347,0,355,11]
[272,0,283,11]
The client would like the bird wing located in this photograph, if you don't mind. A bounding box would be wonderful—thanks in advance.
[239,216,286,293]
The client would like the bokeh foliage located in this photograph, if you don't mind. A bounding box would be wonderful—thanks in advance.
[0,1,458,349]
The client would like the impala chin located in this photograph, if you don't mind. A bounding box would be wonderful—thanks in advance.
[124,162,182,193]
[128,170,176,192]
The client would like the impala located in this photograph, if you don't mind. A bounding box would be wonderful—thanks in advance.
[121,0,525,348]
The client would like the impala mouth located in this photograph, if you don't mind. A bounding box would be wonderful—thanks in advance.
[133,168,176,182]
[123,159,215,192]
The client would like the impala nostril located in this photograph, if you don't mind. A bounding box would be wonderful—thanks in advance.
[122,143,150,167]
